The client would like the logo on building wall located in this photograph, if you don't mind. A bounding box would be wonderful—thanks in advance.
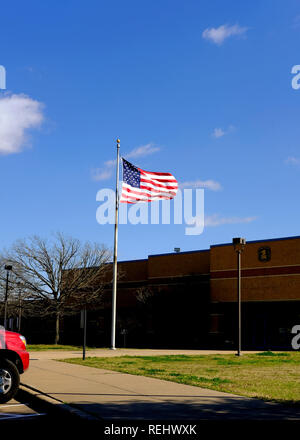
[258,246,271,262]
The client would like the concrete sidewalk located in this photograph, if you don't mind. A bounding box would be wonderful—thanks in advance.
[27,348,262,360]
[20,350,300,420]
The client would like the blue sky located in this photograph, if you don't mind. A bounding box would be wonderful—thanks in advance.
[1,0,300,261]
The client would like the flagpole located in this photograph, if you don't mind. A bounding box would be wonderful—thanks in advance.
[111,138,120,350]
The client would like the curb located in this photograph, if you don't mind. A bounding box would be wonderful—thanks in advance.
[19,383,101,422]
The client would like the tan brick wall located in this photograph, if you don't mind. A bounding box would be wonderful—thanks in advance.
[148,250,210,278]
[118,259,148,281]
[210,237,300,271]
[211,275,300,302]
[210,237,300,302]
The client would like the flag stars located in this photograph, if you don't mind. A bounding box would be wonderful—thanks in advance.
[123,159,141,188]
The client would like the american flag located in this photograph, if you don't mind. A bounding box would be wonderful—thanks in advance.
[120,158,178,203]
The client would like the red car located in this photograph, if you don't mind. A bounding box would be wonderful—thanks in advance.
[0,329,29,403]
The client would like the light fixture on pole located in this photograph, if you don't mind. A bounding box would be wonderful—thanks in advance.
[232,238,246,357]
[3,265,12,329]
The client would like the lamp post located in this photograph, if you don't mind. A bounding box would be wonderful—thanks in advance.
[232,238,246,356]
[3,265,12,329]
[17,282,22,333]
[80,308,87,360]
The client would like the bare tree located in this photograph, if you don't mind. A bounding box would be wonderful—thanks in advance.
[136,286,155,305]
[0,269,29,331]
[0,233,111,344]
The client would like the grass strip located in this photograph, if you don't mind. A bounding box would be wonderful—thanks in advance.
[60,352,300,405]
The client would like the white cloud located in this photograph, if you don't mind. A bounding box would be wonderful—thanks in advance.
[0,93,44,154]
[212,128,226,138]
[212,125,235,138]
[126,143,160,159]
[285,156,300,166]
[92,143,160,181]
[202,24,248,45]
[179,179,222,191]
[205,214,256,227]
[92,159,116,181]
[91,167,113,181]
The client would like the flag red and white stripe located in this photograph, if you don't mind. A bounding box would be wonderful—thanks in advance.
[120,158,178,203]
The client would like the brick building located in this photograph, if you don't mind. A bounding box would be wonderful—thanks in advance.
[23,235,300,349]
[95,235,300,350]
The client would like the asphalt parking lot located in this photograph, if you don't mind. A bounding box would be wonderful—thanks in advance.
[0,398,85,431]
[0,397,298,436]
[0,394,97,430]
[0,399,46,422]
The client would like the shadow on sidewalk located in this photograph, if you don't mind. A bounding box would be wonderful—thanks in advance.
[14,387,300,436]
[61,394,300,421]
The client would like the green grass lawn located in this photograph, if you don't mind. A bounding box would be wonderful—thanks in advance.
[61,352,300,405]
[27,344,91,351]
